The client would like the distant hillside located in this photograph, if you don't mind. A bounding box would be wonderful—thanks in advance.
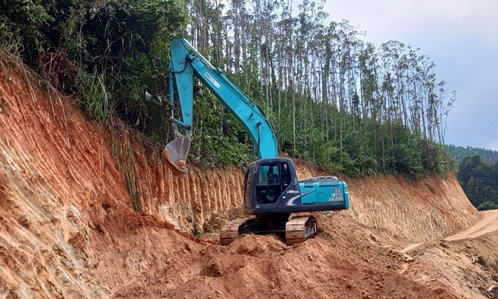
[447,144,498,166]
[448,144,498,211]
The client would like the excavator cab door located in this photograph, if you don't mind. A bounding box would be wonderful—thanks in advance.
[256,164,281,204]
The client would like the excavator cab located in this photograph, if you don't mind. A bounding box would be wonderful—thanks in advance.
[243,157,349,217]
[244,158,299,213]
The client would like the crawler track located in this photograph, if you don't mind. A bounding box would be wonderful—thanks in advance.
[219,218,252,245]
[285,216,318,245]
[219,215,318,245]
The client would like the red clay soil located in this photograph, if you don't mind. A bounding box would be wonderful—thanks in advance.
[1,51,498,299]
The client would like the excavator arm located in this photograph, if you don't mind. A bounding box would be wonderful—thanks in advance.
[164,36,277,174]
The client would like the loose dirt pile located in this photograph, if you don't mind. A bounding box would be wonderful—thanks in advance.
[1,51,498,298]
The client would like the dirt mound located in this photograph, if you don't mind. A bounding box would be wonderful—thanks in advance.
[1,51,497,298]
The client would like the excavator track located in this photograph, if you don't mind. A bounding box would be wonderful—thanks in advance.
[285,216,318,245]
[219,218,252,245]
[220,216,318,246]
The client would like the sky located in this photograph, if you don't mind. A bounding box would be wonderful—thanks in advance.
[322,0,498,150]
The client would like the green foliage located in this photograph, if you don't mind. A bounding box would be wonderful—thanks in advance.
[73,0,189,124]
[446,144,498,211]
[315,141,342,173]
[80,70,111,121]
[477,201,498,211]
[1,0,189,123]
[263,88,451,178]
[457,155,498,209]
[0,0,54,54]
[188,91,251,168]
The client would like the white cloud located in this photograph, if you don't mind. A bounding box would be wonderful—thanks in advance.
[323,0,498,45]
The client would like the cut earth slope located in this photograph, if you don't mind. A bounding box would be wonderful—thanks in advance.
[1,51,497,298]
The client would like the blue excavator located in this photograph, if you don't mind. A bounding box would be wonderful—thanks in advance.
[162,36,349,245]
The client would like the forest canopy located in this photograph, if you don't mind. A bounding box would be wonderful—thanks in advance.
[0,0,456,178]
[457,154,498,210]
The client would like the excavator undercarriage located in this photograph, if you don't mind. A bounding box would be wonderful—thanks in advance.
[219,215,318,246]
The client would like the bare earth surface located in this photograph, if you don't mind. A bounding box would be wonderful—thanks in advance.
[445,210,498,241]
[1,52,498,298]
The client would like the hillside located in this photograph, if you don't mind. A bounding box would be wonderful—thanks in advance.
[1,52,498,298]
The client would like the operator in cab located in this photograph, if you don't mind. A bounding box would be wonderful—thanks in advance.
[267,171,277,184]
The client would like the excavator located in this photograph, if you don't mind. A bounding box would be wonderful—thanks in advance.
[161,36,349,245]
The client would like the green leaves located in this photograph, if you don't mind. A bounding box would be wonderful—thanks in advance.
[457,155,498,210]
[187,91,251,168]
[81,70,111,121]
[0,0,54,54]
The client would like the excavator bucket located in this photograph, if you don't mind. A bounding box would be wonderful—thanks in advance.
[162,135,192,176]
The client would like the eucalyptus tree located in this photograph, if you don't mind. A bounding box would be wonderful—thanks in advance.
[405,47,423,136]
[225,0,248,78]
[359,43,379,120]
[272,6,299,154]
[317,25,333,140]
[261,2,281,104]
[440,89,456,145]
[293,0,330,159]
[428,78,455,146]
[229,1,255,94]
[210,1,228,67]
[329,21,363,166]
[188,0,211,49]
[379,41,407,127]
[418,54,435,139]
[357,42,381,172]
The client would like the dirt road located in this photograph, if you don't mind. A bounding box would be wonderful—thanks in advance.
[445,209,498,241]
[401,209,498,253]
